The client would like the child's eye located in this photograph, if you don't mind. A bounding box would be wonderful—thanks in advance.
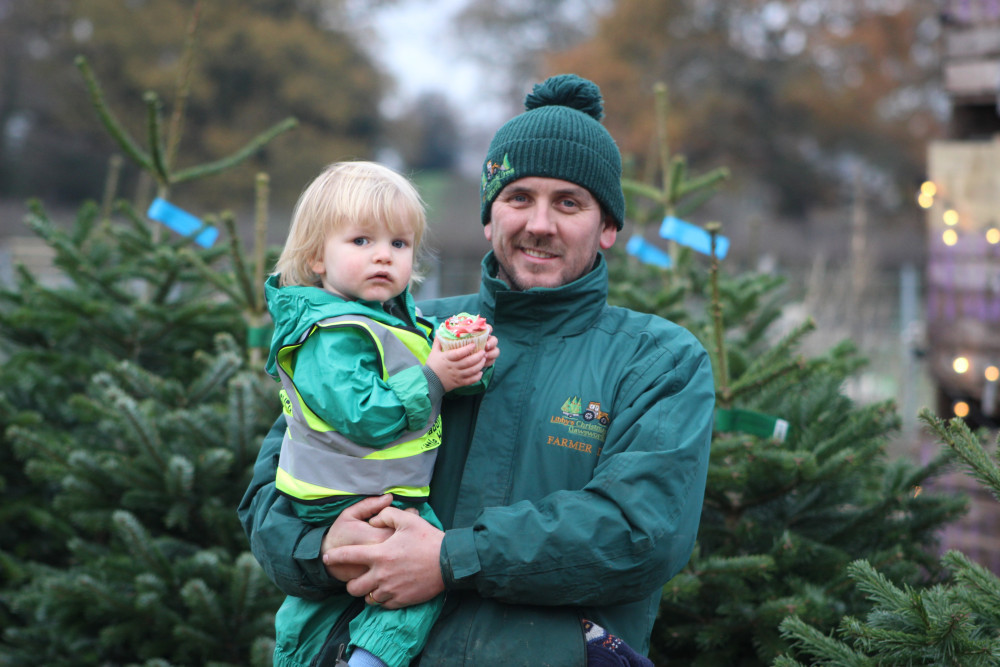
[392,239,408,249]
[352,237,369,246]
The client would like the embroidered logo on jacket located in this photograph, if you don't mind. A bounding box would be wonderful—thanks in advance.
[547,396,610,453]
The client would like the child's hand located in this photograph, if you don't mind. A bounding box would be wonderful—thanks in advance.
[426,337,487,392]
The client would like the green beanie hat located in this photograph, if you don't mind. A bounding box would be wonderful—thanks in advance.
[480,73,625,230]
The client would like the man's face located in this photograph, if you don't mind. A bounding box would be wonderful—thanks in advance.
[484,177,617,291]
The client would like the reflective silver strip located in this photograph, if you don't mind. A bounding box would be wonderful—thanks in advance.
[279,415,441,497]
[276,314,440,497]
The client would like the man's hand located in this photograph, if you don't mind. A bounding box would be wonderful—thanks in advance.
[483,332,500,368]
[321,494,395,581]
[324,507,445,609]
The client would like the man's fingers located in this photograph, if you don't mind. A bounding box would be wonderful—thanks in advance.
[325,544,374,569]
[344,569,377,599]
[368,506,418,529]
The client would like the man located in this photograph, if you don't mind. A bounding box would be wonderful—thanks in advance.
[239,73,715,666]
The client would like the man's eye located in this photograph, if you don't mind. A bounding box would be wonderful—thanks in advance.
[560,198,578,208]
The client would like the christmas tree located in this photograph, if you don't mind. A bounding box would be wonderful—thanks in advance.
[0,9,287,664]
[775,411,1000,666]
[606,84,967,666]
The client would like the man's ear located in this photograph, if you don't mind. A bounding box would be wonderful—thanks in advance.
[484,221,493,242]
[599,220,617,250]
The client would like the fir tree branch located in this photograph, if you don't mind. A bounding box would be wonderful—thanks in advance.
[232,551,267,620]
[707,222,730,404]
[107,358,185,403]
[740,317,816,382]
[778,614,874,666]
[74,56,154,173]
[171,117,298,184]
[919,408,1000,503]
[223,211,256,310]
[149,249,184,306]
[6,425,73,469]
[112,510,173,581]
[772,657,809,667]
[252,173,270,312]
[228,372,268,471]
[180,248,245,304]
[23,202,134,305]
[676,187,724,219]
[144,91,171,188]
[188,337,243,404]
[99,154,124,223]
[943,549,1000,611]
[667,155,687,206]
[845,559,911,613]
[115,199,155,243]
[100,378,167,470]
[676,166,731,200]
[621,178,667,203]
[699,553,775,575]
[165,454,196,497]
[728,356,807,403]
[181,578,227,631]
[939,554,1000,649]
[654,82,671,197]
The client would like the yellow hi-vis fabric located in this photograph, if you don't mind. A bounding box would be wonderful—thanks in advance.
[275,315,442,502]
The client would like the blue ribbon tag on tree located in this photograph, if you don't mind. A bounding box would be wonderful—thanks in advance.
[626,235,672,268]
[147,197,219,248]
[659,216,729,259]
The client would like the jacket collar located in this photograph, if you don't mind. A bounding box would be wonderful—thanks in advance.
[263,274,419,376]
[477,251,609,339]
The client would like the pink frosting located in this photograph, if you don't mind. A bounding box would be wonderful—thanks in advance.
[442,313,488,338]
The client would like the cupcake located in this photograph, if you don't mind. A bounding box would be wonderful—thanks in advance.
[437,313,490,352]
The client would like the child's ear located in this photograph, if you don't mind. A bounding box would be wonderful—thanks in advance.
[310,256,325,275]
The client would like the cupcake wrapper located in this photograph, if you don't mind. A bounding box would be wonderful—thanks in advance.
[439,330,488,352]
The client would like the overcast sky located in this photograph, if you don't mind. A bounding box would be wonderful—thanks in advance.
[363,0,505,131]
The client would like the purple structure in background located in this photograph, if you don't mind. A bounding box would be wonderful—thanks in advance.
[949,0,1000,22]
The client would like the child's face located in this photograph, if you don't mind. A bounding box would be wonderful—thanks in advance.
[311,221,415,303]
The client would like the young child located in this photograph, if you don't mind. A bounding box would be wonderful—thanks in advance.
[264,161,499,667]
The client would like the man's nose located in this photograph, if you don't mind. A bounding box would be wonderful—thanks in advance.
[524,205,556,235]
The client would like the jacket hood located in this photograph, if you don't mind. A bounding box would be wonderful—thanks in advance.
[263,274,416,376]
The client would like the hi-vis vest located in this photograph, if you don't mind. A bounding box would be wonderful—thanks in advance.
[274,314,443,503]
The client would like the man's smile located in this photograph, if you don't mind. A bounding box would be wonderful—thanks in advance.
[521,247,558,260]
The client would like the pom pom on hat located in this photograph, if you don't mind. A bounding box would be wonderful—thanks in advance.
[480,74,625,229]
[524,74,604,120]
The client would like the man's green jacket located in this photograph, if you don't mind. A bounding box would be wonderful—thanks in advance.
[239,253,715,666]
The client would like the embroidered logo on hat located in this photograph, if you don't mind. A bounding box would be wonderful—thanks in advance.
[481,154,515,205]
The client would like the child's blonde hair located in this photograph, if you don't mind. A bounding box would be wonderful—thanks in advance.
[274,161,427,287]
